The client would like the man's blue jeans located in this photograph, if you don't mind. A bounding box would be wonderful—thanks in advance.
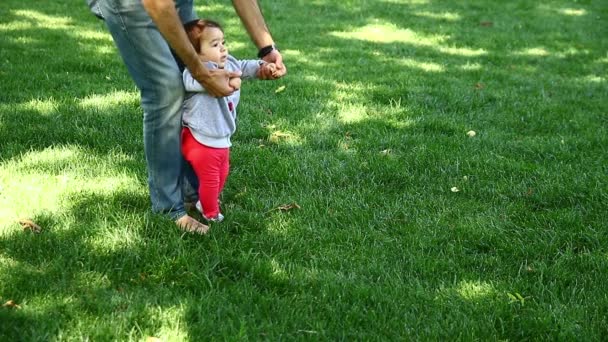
[87,0,198,219]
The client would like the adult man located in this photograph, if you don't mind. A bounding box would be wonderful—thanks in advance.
[86,0,286,233]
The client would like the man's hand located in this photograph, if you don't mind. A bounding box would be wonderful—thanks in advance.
[193,68,242,97]
[262,50,287,79]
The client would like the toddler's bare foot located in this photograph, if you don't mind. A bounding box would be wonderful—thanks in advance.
[175,215,209,235]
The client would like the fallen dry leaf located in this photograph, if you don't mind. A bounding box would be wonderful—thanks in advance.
[466,130,476,137]
[474,83,484,89]
[277,203,301,211]
[380,149,392,155]
[480,21,493,27]
[19,219,42,233]
[451,187,460,193]
[3,300,21,309]
[275,85,286,94]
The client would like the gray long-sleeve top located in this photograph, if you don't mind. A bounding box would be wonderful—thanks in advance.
[182,55,262,148]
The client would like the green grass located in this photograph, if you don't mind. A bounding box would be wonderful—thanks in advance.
[1,0,607,340]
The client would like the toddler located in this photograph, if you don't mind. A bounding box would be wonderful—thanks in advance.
[181,19,277,222]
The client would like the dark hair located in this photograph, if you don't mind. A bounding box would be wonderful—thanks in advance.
[184,19,224,53]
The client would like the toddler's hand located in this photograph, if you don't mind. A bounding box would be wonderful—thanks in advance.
[258,62,279,80]
[229,76,241,90]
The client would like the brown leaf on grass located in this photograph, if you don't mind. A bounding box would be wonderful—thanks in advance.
[277,203,301,211]
[19,219,42,233]
[3,300,21,309]
[474,82,484,89]
[480,21,493,27]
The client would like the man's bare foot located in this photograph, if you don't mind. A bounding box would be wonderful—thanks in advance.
[175,215,209,235]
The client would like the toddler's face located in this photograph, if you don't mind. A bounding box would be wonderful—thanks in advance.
[198,27,228,68]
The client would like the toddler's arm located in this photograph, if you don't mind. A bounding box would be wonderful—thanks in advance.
[235,59,278,80]
[234,58,263,79]
[183,69,206,92]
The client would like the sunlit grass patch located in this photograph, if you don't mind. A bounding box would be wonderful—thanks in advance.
[0,146,142,228]
[19,98,60,116]
[455,281,496,301]
[581,75,606,84]
[8,36,38,44]
[268,129,303,146]
[557,8,587,16]
[337,103,369,123]
[88,217,147,254]
[459,62,482,71]
[79,91,139,111]
[438,46,487,57]
[331,23,446,46]
[383,0,429,4]
[0,21,31,31]
[72,29,114,42]
[514,47,550,57]
[11,9,73,29]
[414,11,461,21]
[146,305,189,342]
[331,82,368,103]
[400,58,444,72]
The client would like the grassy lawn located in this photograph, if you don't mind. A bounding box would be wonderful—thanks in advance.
[1,0,607,340]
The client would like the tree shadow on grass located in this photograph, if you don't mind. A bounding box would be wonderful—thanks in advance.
[0,188,214,339]
[0,0,141,160]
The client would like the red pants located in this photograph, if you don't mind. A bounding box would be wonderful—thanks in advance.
[181,128,230,218]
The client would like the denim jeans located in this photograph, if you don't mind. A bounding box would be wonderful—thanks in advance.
[87,0,198,219]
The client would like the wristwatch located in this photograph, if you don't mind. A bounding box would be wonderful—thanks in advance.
[257,44,278,59]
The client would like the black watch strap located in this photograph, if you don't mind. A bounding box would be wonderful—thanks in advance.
[258,44,278,58]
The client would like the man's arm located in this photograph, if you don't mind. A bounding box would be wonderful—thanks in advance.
[231,0,286,78]
[231,0,274,49]
[142,0,239,96]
